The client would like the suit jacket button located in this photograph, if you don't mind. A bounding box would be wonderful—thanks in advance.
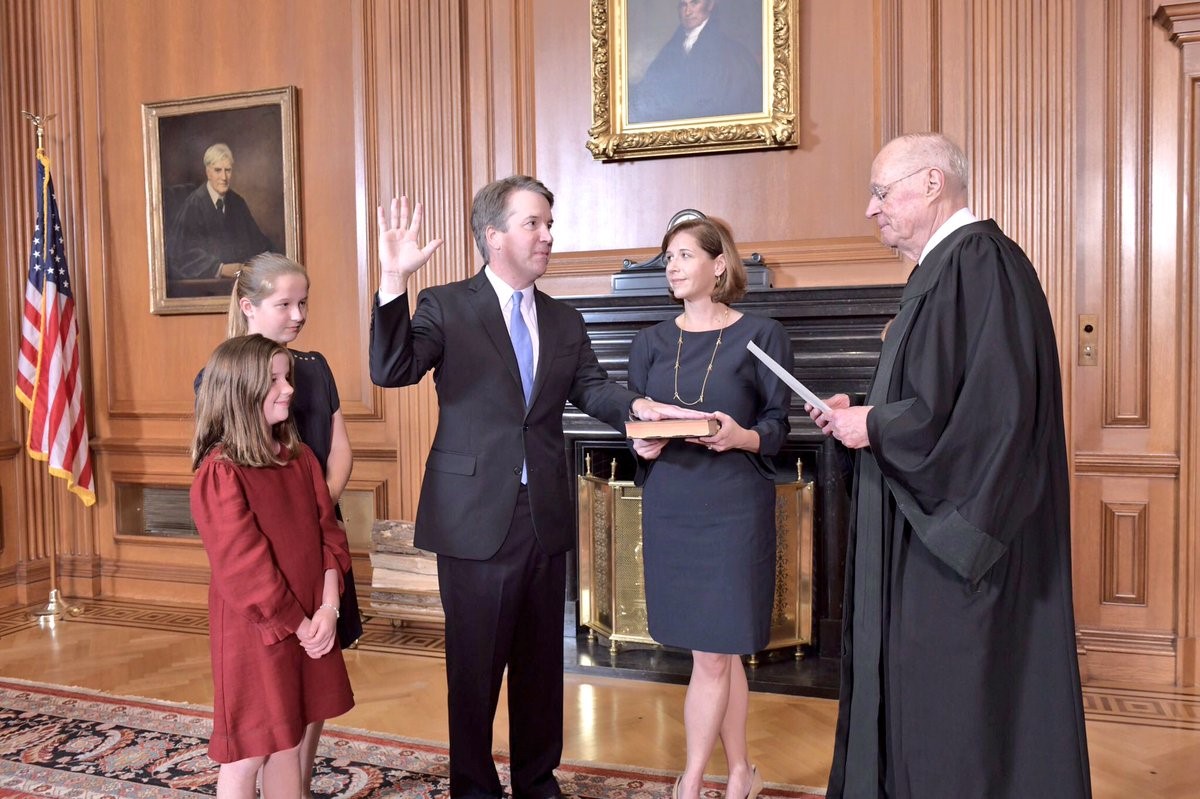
[513,466,521,475]
[522,424,529,431]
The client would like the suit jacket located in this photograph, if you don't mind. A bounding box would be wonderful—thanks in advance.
[369,270,638,560]
[629,13,761,124]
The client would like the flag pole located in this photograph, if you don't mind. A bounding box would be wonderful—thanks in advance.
[20,111,82,622]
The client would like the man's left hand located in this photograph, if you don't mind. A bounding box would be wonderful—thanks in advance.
[631,398,710,421]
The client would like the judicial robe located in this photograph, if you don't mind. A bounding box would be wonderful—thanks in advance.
[166,185,274,280]
[827,220,1092,798]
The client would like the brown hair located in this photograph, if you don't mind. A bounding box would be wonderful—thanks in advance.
[226,252,309,339]
[191,334,300,470]
[470,175,555,264]
[661,216,747,304]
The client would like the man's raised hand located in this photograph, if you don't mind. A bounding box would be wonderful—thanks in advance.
[378,196,444,295]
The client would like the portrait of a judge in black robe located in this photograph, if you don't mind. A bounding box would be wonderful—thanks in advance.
[628,0,763,125]
[165,142,274,294]
[810,133,1092,798]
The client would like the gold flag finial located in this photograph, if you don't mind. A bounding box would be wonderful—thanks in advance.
[20,111,56,151]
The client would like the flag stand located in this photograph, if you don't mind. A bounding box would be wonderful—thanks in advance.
[29,531,82,621]
[20,111,85,622]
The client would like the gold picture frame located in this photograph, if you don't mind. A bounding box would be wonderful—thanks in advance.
[587,0,798,161]
[142,86,300,315]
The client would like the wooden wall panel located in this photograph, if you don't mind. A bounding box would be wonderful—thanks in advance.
[0,0,39,605]
[78,0,369,595]
[0,0,99,605]
[1155,0,1200,688]
[365,0,471,522]
[1066,0,1191,685]
[1100,501,1148,606]
[87,0,362,426]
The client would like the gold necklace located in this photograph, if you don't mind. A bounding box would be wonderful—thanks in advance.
[673,307,729,406]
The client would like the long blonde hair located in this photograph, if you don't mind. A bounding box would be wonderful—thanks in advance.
[226,252,309,339]
[192,335,300,469]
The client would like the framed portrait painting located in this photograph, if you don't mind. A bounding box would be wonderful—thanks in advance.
[142,86,299,315]
[586,0,798,161]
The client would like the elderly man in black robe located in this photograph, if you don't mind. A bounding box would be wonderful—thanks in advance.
[166,143,274,283]
[809,133,1092,798]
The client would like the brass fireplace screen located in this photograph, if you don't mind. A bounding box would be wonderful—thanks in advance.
[577,457,814,661]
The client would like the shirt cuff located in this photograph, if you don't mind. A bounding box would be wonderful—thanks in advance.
[378,289,403,306]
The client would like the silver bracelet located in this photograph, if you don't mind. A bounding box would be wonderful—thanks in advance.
[318,603,340,619]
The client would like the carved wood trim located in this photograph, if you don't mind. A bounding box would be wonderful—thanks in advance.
[512,0,537,175]
[1102,1,1151,427]
[100,559,209,585]
[1074,452,1181,477]
[91,439,189,457]
[366,0,469,520]
[350,0,385,424]
[876,0,903,141]
[968,0,1074,328]
[1101,501,1149,606]
[1076,627,1176,656]
[99,442,403,461]
[546,237,899,279]
[1187,68,1200,690]
[1155,0,1200,686]
[1156,3,1200,45]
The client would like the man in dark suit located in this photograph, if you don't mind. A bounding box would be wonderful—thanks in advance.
[166,143,274,281]
[369,177,698,799]
[629,0,762,124]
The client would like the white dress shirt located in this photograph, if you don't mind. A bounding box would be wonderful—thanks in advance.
[919,207,979,265]
[682,18,709,53]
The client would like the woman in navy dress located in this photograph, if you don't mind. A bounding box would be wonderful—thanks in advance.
[628,217,791,799]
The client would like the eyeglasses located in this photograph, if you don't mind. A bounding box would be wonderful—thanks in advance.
[869,167,930,202]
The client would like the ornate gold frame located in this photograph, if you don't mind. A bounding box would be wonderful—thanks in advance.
[586,0,798,161]
[142,86,300,315]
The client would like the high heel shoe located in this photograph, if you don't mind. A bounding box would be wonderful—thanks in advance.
[745,765,763,799]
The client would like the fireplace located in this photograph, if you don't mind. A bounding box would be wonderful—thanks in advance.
[561,285,901,659]
[576,455,815,663]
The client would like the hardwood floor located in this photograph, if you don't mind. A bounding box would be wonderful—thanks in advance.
[1,600,1197,797]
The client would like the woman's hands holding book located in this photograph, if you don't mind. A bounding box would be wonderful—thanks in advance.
[687,411,759,454]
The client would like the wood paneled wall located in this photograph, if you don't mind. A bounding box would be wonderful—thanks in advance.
[1,0,1196,686]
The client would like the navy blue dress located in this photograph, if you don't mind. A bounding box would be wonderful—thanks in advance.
[628,313,792,654]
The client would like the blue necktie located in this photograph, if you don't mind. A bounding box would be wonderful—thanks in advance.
[510,291,534,484]
[510,291,534,405]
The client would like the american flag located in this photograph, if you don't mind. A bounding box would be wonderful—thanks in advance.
[15,149,95,506]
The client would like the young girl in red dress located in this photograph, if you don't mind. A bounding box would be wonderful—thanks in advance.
[190,334,354,798]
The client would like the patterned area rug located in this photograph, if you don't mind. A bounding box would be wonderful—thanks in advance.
[0,679,824,798]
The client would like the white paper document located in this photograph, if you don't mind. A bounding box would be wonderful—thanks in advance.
[746,340,832,414]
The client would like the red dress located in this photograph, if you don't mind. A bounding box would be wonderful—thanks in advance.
[190,444,354,763]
